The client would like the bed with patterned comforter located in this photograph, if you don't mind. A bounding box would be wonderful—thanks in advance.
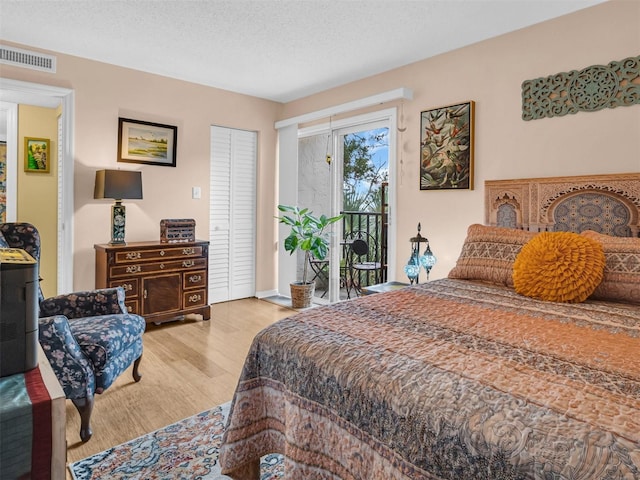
[220,278,640,480]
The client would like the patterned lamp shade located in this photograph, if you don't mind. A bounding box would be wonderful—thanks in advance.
[419,243,437,274]
[404,249,420,284]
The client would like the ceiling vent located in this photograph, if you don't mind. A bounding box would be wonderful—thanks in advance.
[0,45,56,73]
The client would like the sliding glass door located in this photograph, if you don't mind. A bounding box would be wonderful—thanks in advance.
[298,116,391,303]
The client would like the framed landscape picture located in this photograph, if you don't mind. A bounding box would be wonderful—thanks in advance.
[24,137,51,173]
[420,101,474,190]
[117,118,177,167]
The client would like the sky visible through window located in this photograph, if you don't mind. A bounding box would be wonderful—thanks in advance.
[344,127,389,199]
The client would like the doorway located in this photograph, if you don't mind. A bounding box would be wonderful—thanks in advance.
[297,110,395,303]
[0,78,74,294]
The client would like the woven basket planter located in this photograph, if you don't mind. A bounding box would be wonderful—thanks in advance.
[290,282,315,309]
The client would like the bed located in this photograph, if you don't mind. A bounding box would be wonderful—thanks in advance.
[220,173,640,480]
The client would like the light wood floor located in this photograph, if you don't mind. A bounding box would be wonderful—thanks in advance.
[64,298,293,475]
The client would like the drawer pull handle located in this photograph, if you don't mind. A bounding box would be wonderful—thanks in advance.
[160,250,165,256]
[188,274,202,283]
[183,260,195,268]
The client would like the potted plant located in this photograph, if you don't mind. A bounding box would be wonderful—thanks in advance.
[276,204,342,308]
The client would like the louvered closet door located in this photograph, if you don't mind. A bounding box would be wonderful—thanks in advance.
[209,126,257,303]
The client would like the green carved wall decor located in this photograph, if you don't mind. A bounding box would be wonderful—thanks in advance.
[522,56,640,121]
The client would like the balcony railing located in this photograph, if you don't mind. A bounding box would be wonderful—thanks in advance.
[340,210,387,287]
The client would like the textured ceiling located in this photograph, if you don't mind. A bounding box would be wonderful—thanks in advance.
[0,0,605,103]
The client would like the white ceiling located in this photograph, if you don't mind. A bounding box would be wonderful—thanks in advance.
[1,0,606,103]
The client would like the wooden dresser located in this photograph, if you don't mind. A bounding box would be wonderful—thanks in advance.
[94,240,210,324]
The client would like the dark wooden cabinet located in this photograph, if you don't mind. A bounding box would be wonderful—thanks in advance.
[94,240,210,324]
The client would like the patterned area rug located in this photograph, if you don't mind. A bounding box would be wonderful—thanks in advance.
[69,402,284,480]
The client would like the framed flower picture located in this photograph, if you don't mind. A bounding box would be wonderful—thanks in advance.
[24,137,51,173]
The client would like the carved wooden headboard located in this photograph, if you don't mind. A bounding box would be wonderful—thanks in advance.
[485,173,640,237]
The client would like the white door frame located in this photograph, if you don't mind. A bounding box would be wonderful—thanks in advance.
[0,78,75,293]
[0,101,18,222]
[295,107,398,300]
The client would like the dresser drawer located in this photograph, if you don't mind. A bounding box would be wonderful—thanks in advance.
[184,289,207,308]
[183,270,206,289]
[108,278,139,298]
[109,258,207,278]
[124,299,139,314]
[113,245,205,264]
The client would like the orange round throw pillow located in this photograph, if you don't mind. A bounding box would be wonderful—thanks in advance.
[513,231,605,303]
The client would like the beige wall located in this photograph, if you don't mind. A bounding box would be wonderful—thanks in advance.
[18,104,58,297]
[1,49,282,292]
[281,0,640,280]
[1,0,639,293]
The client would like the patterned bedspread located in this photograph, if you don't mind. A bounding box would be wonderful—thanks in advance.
[219,279,640,480]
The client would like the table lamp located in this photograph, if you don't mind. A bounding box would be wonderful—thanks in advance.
[94,169,143,245]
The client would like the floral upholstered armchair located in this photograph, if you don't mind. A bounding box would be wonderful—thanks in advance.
[0,222,146,442]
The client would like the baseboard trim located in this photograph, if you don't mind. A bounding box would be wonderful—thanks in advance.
[255,289,280,299]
